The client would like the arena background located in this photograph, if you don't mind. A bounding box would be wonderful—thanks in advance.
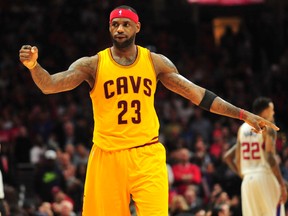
[0,0,288,215]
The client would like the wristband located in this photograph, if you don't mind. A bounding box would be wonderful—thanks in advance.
[239,109,245,120]
[26,61,37,70]
[199,90,217,111]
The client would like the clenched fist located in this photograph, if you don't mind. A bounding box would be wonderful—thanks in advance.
[19,45,38,69]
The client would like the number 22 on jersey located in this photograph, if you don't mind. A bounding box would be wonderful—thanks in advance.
[242,142,261,160]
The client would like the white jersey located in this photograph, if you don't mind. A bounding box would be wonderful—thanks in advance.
[0,170,4,199]
[238,123,284,216]
[239,123,271,175]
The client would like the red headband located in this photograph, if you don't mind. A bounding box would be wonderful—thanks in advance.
[110,9,139,23]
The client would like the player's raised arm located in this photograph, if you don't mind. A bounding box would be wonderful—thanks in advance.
[19,45,97,94]
[151,52,279,133]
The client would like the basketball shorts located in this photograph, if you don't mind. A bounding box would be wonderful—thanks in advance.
[241,171,283,216]
[82,142,168,216]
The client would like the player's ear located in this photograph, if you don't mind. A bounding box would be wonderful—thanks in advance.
[136,22,141,33]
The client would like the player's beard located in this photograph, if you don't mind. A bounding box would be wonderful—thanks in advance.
[111,33,136,49]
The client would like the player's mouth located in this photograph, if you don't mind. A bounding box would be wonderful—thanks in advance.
[115,35,127,40]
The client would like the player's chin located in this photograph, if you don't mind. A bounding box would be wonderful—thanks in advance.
[113,39,133,49]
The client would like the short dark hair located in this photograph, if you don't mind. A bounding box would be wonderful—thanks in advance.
[114,5,138,14]
[252,97,272,115]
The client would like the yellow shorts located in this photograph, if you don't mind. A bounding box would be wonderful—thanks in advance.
[82,142,168,216]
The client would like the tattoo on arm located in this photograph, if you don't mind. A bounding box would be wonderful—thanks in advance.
[156,54,207,105]
[209,97,241,119]
[267,127,276,141]
[31,57,94,93]
[267,152,276,167]
[267,151,284,184]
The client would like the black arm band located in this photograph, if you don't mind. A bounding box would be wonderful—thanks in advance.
[198,89,217,111]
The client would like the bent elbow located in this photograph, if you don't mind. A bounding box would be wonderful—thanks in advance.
[223,156,233,165]
[223,154,229,163]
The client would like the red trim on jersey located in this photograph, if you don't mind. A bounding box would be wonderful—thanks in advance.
[132,137,159,149]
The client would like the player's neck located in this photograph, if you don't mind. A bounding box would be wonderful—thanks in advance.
[110,45,138,66]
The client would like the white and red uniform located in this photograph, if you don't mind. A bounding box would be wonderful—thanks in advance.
[239,123,284,216]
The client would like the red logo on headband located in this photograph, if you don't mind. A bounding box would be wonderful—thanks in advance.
[110,9,139,23]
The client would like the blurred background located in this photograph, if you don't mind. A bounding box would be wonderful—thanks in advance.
[0,0,288,215]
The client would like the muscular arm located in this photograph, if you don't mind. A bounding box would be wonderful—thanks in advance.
[152,53,248,119]
[30,56,97,94]
[19,45,97,94]
[265,127,287,203]
[151,53,279,132]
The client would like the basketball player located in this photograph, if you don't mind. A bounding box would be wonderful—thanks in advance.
[0,170,7,216]
[19,5,279,216]
[224,97,287,216]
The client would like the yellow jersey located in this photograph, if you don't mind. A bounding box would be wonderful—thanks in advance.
[90,46,159,151]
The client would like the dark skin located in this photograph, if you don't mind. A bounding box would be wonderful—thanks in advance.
[224,127,287,204]
[265,127,287,203]
[224,102,287,204]
[19,17,279,133]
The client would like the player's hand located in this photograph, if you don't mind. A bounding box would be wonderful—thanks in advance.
[19,45,38,69]
[244,112,279,133]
